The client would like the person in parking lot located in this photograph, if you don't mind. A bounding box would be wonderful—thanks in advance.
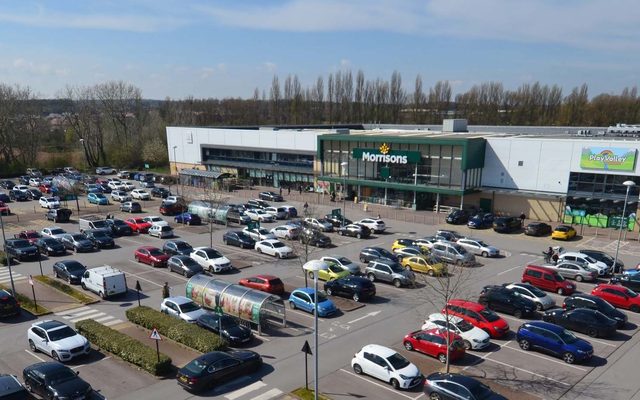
[543,247,553,263]
[520,212,526,227]
[162,282,171,298]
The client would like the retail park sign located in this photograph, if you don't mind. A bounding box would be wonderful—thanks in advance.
[580,147,637,171]
[352,143,421,164]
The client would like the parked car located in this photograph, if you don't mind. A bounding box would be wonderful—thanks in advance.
[0,193,10,203]
[517,321,593,364]
[521,264,575,295]
[124,217,151,233]
[110,190,131,203]
[264,206,288,220]
[52,260,87,284]
[161,202,187,216]
[14,230,41,244]
[148,224,174,239]
[412,236,439,251]
[337,223,371,238]
[131,189,150,200]
[23,362,93,400]
[563,293,628,328]
[548,261,598,282]
[0,290,21,318]
[83,229,115,249]
[174,212,201,225]
[303,261,350,281]
[324,213,353,227]
[282,205,298,218]
[255,239,295,258]
[359,247,397,264]
[196,313,253,346]
[492,216,521,233]
[446,209,470,225]
[45,208,72,223]
[467,213,494,229]
[247,199,270,209]
[351,344,423,390]
[431,242,476,266]
[150,187,171,198]
[105,218,133,236]
[435,230,464,242]
[0,180,15,190]
[303,217,334,232]
[4,238,39,261]
[39,197,60,209]
[403,328,465,363]
[504,283,556,311]
[478,285,536,319]
[259,191,283,201]
[28,177,42,187]
[245,209,275,222]
[242,227,276,241]
[580,249,624,274]
[543,308,617,338]
[134,246,170,267]
[422,313,490,351]
[167,255,203,277]
[552,225,577,240]
[324,276,375,302]
[27,320,91,362]
[160,296,207,323]
[38,183,54,194]
[320,255,361,274]
[40,227,67,240]
[443,299,510,338]
[592,284,640,312]
[120,201,142,213]
[222,231,256,249]
[610,274,640,292]
[35,237,66,256]
[365,259,415,288]
[525,222,552,236]
[95,166,115,175]
[163,240,194,256]
[8,190,28,202]
[59,233,94,253]
[356,218,386,233]
[393,246,425,261]
[558,252,609,276]
[270,224,301,240]
[424,372,507,400]
[288,287,337,317]
[456,238,499,258]
[299,228,332,247]
[190,247,232,273]
[176,350,262,392]
[238,274,285,295]
[401,255,446,276]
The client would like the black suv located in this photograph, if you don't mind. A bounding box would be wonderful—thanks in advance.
[324,276,376,302]
[163,239,195,256]
[299,228,331,247]
[4,239,39,262]
[525,222,552,236]
[478,285,536,319]
[446,209,470,225]
[493,216,521,233]
[563,293,627,328]
[84,229,115,249]
[23,362,93,400]
[105,218,133,236]
[579,249,624,274]
[45,208,72,223]
[0,290,20,318]
[324,213,353,227]
[8,190,28,202]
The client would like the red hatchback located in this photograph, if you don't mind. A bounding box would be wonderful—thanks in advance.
[125,217,152,233]
[592,284,640,312]
[134,246,170,267]
[14,230,41,244]
[238,275,285,295]
[443,299,510,338]
[403,328,465,363]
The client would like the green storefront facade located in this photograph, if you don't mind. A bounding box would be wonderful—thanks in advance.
[317,133,486,210]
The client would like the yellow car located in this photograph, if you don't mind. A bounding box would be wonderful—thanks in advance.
[391,238,416,252]
[305,263,351,281]
[551,225,577,240]
[401,256,447,276]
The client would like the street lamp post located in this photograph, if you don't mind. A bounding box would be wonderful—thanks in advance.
[303,260,328,400]
[340,162,348,226]
[614,180,636,269]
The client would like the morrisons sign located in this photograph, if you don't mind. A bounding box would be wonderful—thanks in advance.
[352,143,421,164]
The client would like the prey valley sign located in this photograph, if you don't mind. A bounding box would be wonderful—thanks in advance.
[353,143,421,164]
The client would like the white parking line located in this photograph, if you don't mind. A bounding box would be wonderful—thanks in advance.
[251,388,284,400]
[71,356,112,370]
[339,369,424,400]
[497,265,522,275]
[225,381,266,399]
[463,341,510,371]
[481,356,571,386]
[25,349,46,362]
[123,271,163,287]
[119,237,146,245]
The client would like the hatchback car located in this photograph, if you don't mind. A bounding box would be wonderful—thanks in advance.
[443,299,510,338]
[424,372,507,400]
[190,247,233,273]
[478,285,536,319]
[124,217,152,233]
[337,223,371,238]
[196,313,253,346]
[255,239,294,259]
[525,222,552,236]
[303,217,334,232]
[0,290,20,318]
[52,260,87,284]
[456,238,499,258]
[270,224,301,240]
[23,362,93,400]
[517,321,593,364]
[610,274,640,292]
[135,246,170,267]
[580,249,624,274]
[592,284,640,312]
[552,225,577,240]
[320,255,361,275]
[563,293,628,328]
[174,212,202,225]
[39,197,60,209]
[401,255,446,276]
[87,192,109,205]
[131,189,151,200]
[222,231,256,249]
[289,287,337,317]
[351,344,423,390]
[558,252,609,276]
[324,276,376,302]
[504,282,556,311]
[359,246,397,263]
[356,218,386,233]
[83,229,115,249]
[422,313,490,351]
[492,216,521,233]
[299,228,332,247]
[27,320,91,362]
[238,274,285,295]
[303,262,350,281]
[467,213,494,229]
[543,308,617,338]
[120,201,142,213]
[162,240,194,256]
[160,296,207,323]
[59,233,94,253]
[149,224,174,239]
[167,255,203,278]
[391,238,417,252]
[403,328,465,363]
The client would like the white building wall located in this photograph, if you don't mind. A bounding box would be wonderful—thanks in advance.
[483,137,640,194]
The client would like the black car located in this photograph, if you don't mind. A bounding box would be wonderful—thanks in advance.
[563,293,628,328]
[167,255,204,277]
[26,189,42,200]
[151,187,171,198]
[324,276,376,302]
[610,274,640,292]
[196,314,253,346]
[543,308,617,338]
[105,218,133,236]
[493,216,521,233]
[324,213,353,227]
[359,246,397,263]
[525,222,552,236]
[23,362,93,400]
[478,285,536,319]
[84,229,115,249]
[18,176,30,185]
[0,290,21,318]
[222,231,256,249]
[98,183,111,193]
[53,260,87,284]
[446,209,470,225]
[467,213,494,229]
[337,224,371,238]
[0,193,10,203]
[60,233,94,253]
[46,208,72,223]
[163,240,194,256]
[0,180,15,190]
[299,228,331,247]
[259,191,283,202]
[176,351,262,392]
[5,238,39,261]
[424,372,507,400]
[35,238,66,256]
[580,249,624,274]
[0,374,28,399]
[9,190,28,202]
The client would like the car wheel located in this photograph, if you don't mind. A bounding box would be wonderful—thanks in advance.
[536,302,544,311]
[563,352,576,364]
[519,339,530,350]
[81,282,87,290]
[29,339,37,352]
[209,266,215,274]
[429,394,442,400]
[586,328,598,337]
[356,233,362,239]
[151,262,156,268]
[390,378,400,390]
[353,363,363,375]
[51,351,60,361]
[54,270,59,278]
[514,309,523,319]
[393,279,402,288]
[99,291,106,299]
[427,270,435,277]
[183,270,188,277]
[257,248,262,254]
[325,288,333,296]
[557,288,565,295]
[308,271,314,279]
[135,256,140,263]
[289,301,296,310]
[438,353,447,363]
[631,305,640,313]
[403,341,413,351]
[360,256,367,263]
[67,276,72,284]
[463,340,472,350]
[367,273,376,282]
[338,230,343,236]
[25,381,33,392]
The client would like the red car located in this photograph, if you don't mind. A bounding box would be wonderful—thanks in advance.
[134,246,170,267]
[125,217,152,233]
[0,201,10,216]
[403,328,465,363]
[38,183,52,194]
[238,274,285,295]
[159,202,187,216]
[592,284,640,312]
[14,230,41,244]
[443,299,510,338]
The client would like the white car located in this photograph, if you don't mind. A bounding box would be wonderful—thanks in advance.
[29,177,42,187]
[110,190,131,202]
[558,252,609,276]
[96,166,115,175]
[190,247,232,273]
[41,226,67,240]
[143,215,169,227]
[13,185,29,193]
[27,320,91,362]
[148,224,174,239]
[160,296,207,323]
[131,189,150,200]
[320,255,361,274]
[244,209,275,222]
[120,180,136,191]
[264,206,288,220]
[505,283,556,311]
[107,180,124,190]
[255,239,294,258]
[351,344,423,390]
[243,227,276,241]
[356,218,386,233]
[421,313,490,350]
[456,238,500,258]
[117,170,130,179]
[163,196,183,205]
[270,225,300,240]
[39,197,60,209]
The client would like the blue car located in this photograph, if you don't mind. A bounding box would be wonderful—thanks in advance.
[517,321,593,364]
[289,288,337,317]
[623,269,640,277]
[174,212,202,225]
[467,213,494,229]
[87,192,109,205]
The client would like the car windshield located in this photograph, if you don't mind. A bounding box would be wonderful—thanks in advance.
[313,292,327,302]
[183,258,199,268]
[43,238,59,246]
[272,242,285,248]
[470,382,495,399]
[176,242,192,250]
[65,262,85,272]
[456,319,474,332]
[93,231,109,238]
[624,288,638,298]
[72,234,87,241]
[479,308,501,322]
[48,369,78,385]
[476,240,489,247]
[47,326,77,341]
[50,229,65,235]
[179,302,201,313]
[220,316,237,329]
[12,240,31,248]
[559,329,578,344]
[386,353,410,370]
[204,249,223,258]
[113,220,127,226]
[389,263,404,273]
[184,358,208,374]
[379,249,394,258]
[525,285,545,297]
[338,257,352,265]
[148,248,164,256]
[257,228,270,234]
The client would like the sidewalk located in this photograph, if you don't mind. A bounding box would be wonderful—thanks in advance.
[10,275,89,314]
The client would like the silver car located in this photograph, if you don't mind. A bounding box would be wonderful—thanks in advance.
[364,260,415,288]
[505,282,556,311]
[430,242,476,266]
[548,261,598,282]
[456,238,499,258]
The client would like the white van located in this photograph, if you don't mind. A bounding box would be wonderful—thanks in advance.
[81,266,128,299]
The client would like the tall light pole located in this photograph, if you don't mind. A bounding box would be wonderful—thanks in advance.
[614,180,635,270]
[340,162,348,226]
[173,146,179,196]
[303,260,327,400]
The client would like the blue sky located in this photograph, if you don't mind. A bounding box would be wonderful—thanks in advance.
[0,0,638,99]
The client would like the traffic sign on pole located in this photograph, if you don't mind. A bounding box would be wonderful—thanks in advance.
[149,328,162,341]
[301,340,312,390]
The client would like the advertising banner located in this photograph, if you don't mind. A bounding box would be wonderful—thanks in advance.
[580,147,637,171]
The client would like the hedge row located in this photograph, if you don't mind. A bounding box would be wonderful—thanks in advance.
[34,275,95,304]
[0,283,50,316]
[76,319,172,376]
[126,306,227,353]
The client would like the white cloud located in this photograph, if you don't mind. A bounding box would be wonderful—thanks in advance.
[200,67,215,79]
[263,62,277,73]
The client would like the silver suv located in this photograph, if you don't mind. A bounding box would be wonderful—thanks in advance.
[431,242,476,266]
[364,260,415,288]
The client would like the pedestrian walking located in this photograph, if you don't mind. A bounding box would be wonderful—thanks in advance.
[162,282,171,299]
[287,187,291,195]
[303,201,309,215]
[519,212,526,227]
[279,187,283,196]
[299,186,303,195]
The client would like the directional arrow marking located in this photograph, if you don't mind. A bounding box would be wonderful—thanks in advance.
[348,310,381,324]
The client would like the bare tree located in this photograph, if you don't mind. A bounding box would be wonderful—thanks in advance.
[412,75,426,124]
[354,70,365,122]
[269,75,282,124]
[389,71,405,123]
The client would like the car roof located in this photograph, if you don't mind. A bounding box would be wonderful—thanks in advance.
[429,313,464,324]
[293,287,317,295]
[165,296,193,305]
[524,321,565,333]
[33,320,66,331]
[24,361,69,374]
[360,344,396,357]
[448,299,484,311]
[594,284,623,290]
[427,372,482,388]
[252,274,279,280]
[138,246,160,251]
[260,239,280,244]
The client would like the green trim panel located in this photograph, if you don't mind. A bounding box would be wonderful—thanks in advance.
[319,176,479,196]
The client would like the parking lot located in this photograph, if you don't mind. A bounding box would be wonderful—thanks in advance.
[2,179,640,399]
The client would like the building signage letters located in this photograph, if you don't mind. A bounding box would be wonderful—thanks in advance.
[580,147,637,171]
[352,143,421,164]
